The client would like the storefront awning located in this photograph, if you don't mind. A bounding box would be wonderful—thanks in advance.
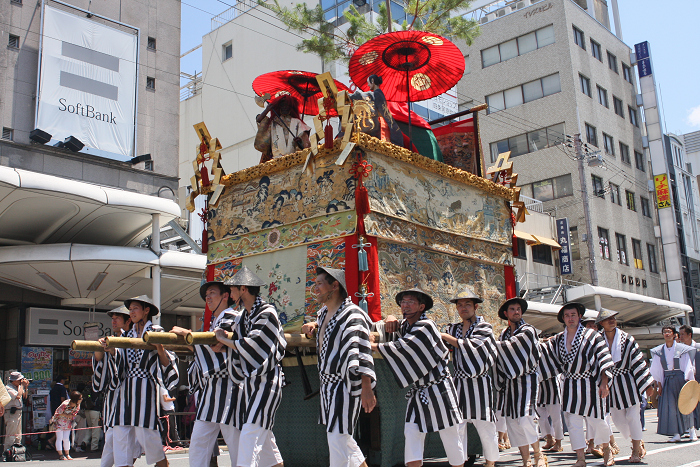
[564,284,691,326]
[625,326,700,350]
[529,235,561,250]
[514,230,536,242]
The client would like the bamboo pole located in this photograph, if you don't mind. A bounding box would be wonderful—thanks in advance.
[71,339,193,355]
[143,331,188,345]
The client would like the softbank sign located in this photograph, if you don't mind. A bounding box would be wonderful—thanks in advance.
[36,6,138,160]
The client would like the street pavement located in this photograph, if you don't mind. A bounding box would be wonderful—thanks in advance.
[18,409,700,466]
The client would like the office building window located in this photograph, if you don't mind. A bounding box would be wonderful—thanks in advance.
[486,73,560,113]
[8,34,19,48]
[610,183,621,205]
[464,55,470,74]
[623,63,632,83]
[635,150,645,171]
[147,37,156,50]
[591,39,602,61]
[626,190,636,211]
[613,96,624,117]
[580,74,591,97]
[532,244,553,265]
[632,239,643,269]
[489,123,565,161]
[607,51,618,73]
[597,86,609,108]
[647,243,658,273]
[570,226,581,260]
[599,227,611,260]
[619,142,630,164]
[586,123,597,146]
[573,26,585,50]
[603,133,614,155]
[223,42,233,61]
[641,197,651,217]
[529,174,573,202]
[629,106,639,127]
[481,25,555,68]
[616,233,628,265]
[592,175,605,198]
[515,238,527,259]
[146,76,155,90]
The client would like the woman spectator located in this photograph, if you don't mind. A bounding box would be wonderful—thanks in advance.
[51,390,83,460]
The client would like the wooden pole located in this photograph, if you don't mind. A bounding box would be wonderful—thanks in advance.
[72,339,193,355]
[143,331,188,345]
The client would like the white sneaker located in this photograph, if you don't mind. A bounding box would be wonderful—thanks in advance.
[690,427,698,441]
[75,447,85,452]
[668,434,682,443]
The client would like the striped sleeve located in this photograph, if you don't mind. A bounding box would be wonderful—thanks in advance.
[589,331,614,382]
[342,311,376,394]
[538,339,561,381]
[455,321,496,377]
[92,355,110,392]
[496,325,538,379]
[233,306,286,376]
[156,351,179,391]
[378,321,446,388]
[108,349,125,391]
[187,359,203,394]
[628,337,653,393]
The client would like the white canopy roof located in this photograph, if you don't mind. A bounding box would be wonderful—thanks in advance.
[524,301,598,336]
[565,284,691,326]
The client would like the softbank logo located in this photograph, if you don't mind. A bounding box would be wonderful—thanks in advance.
[58,42,119,124]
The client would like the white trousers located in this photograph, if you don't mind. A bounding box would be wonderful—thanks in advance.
[56,429,71,452]
[327,427,365,467]
[537,404,564,439]
[189,420,240,467]
[101,427,141,467]
[237,422,283,467]
[610,404,643,441]
[459,419,499,462]
[404,422,464,466]
[506,416,539,448]
[567,414,608,451]
[113,426,164,465]
[495,411,507,433]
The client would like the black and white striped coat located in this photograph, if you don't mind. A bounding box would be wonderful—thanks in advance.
[226,297,286,430]
[446,316,497,422]
[315,298,376,435]
[377,315,462,433]
[495,320,540,418]
[92,354,117,428]
[546,325,614,420]
[188,309,242,426]
[602,329,653,410]
[537,340,561,407]
[107,321,180,430]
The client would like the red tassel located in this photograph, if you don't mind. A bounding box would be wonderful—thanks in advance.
[200,166,210,187]
[201,228,208,253]
[324,122,333,149]
[512,233,518,257]
[356,185,370,215]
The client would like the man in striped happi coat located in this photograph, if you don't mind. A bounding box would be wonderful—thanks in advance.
[371,288,464,467]
[301,267,376,467]
[596,308,653,463]
[650,325,696,443]
[92,305,141,467]
[215,265,286,467]
[544,302,614,467]
[440,287,499,467]
[170,279,242,467]
[107,296,180,467]
[494,297,546,467]
[679,324,700,438]
[537,336,563,453]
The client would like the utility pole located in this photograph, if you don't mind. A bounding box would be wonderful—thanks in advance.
[574,133,599,286]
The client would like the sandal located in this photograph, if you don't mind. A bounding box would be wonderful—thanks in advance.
[533,453,548,467]
[610,442,620,456]
[546,441,563,452]
[542,435,555,450]
[640,440,646,458]
[603,446,615,466]
[58,455,66,461]
[629,451,642,463]
[572,461,587,467]
[498,442,506,451]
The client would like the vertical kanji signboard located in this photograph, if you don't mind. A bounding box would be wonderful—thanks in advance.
[556,218,572,275]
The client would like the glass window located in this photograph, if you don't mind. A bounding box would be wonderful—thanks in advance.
[623,63,632,83]
[610,183,621,205]
[626,190,636,211]
[616,233,628,265]
[599,227,611,260]
[586,123,597,147]
[597,86,608,108]
[569,226,581,260]
[632,239,643,269]
[490,139,510,162]
[620,142,630,164]
[222,42,233,61]
[641,197,651,217]
[542,74,561,96]
[500,39,518,61]
[322,0,335,10]
[515,238,527,259]
[603,133,614,155]
[607,51,618,73]
[647,243,658,273]
[523,79,544,103]
[504,86,524,109]
[592,174,604,197]
[527,128,548,151]
[532,244,552,265]
[613,96,624,117]
[573,26,585,49]
[554,174,573,198]
[629,106,639,126]
[591,40,602,61]
[635,150,645,171]
[486,92,505,113]
[508,133,529,157]
[533,179,554,202]
[536,25,555,47]
[482,45,500,67]
[518,32,537,55]
[464,55,470,74]
[580,74,591,97]
[547,123,565,145]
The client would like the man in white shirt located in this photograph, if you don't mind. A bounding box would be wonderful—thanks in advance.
[159,386,181,447]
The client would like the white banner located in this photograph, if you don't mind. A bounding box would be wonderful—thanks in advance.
[36,5,138,160]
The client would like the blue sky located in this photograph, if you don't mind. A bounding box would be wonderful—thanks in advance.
[180,0,700,136]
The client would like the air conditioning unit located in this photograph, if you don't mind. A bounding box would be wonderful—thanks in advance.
[687,162,693,173]
[648,180,655,192]
[636,94,644,106]
[496,8,507,17]
[642,136,649,148]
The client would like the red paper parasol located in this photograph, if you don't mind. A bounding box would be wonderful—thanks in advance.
[348,30,465,103]
[252,70,350,117]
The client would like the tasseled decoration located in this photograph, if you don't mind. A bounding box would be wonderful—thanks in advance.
[355,284,374,314]
[510,210,517,257]
[199,207,209,254]
[200,165,210,187]
[353,236,370,271]
[324,122,333,149]
[350,157,373,216]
